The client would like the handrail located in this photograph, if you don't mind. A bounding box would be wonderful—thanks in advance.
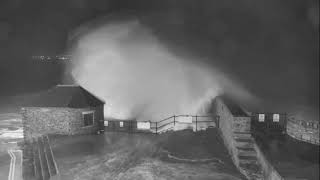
[157,116,175,123]
[156,114,217,122]
[157,122,174,129]
[105,114,219,134]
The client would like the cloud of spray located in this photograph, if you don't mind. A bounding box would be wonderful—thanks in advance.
[68,18,254,121]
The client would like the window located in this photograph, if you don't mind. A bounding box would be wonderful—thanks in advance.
[258,114,265,122]
[83,111,94,126]
[104,120,108,126]
[273,114,280,122]
[119,121,124,127]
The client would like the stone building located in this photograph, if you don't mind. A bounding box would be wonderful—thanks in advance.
[21,85,105,141]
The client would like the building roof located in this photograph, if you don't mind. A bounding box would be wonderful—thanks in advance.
[22,85,105,108]
[218,96,250,117]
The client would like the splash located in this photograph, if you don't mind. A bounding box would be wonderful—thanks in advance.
[68,18,254,121]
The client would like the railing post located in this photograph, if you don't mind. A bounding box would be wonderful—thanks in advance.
[173,115,176,126]
[155,122,158,134]
[195,115,197,132]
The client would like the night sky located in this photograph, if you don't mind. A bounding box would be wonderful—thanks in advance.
[0,0,319,111]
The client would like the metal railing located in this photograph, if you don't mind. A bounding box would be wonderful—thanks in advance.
[104,114,220,134]
[150,114,220,134]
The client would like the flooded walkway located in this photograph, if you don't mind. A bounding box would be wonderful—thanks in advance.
[49,129,245,180]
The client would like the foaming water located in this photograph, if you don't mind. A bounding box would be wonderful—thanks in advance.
[68,18,255,121]
[0,127,23,139]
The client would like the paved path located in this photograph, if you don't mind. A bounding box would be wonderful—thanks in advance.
[0,151,10,180]
[7,149,22,180]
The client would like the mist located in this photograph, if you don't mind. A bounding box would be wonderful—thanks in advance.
[67,18,255,121]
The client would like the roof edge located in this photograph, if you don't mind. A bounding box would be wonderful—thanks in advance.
[79,86,106,104]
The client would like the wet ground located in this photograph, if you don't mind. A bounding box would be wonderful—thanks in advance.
[253,131,319,180]
[50,129,245,180]
[0,113,24,180]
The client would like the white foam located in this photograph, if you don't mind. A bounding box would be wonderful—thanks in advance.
[0,127,23,139]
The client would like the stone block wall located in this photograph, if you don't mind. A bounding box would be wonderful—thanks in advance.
[68,105,104,135]
[212,98,239,165]
[22,107,72,141]
[22,105,104,141]
[253,142,283,180]
[234,117,251,132]
[287,120,319,145]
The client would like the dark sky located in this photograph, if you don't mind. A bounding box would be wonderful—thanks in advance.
[0,0,319,109]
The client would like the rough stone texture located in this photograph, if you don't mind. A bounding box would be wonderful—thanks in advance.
[253,142,283,180]
[212,97,265,180]
[234,117,251,132]
[251,113,287,133]
[212,98,239,165]
[287,120,319,145]
[21,105,104,141]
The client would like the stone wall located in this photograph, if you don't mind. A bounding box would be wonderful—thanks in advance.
[212,98,239,166]
[22,105,104,141]
[287,120,319,145]
[253,142,284,180]
[233,117,251,132]
[68,105,104,135]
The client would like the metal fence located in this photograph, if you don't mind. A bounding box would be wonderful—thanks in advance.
[104,114,219,134]
[151,115,219,134]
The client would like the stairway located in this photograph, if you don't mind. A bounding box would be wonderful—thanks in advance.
[23,136,59,180]
[233,131,264,180]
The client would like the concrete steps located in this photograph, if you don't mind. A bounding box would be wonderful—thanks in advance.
[23,136,59,180]
[238,150,256,157]
[236,146,255,151]
[234,137,254,143]
[239,162,263,175]
[43,136,57,176]
[38,138,50,180]
[234,137,255,148]
[232,131,264,180]
[233,131,252,139]
[22,143,35,180]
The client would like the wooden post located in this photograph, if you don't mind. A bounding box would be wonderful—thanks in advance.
[195,115,197,132]
[216,116,220,128]
[284,113,287,134]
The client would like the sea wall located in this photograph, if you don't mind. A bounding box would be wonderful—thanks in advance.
[213,97,284,179]
[287,120,319,145]
[253,143,283,180]
[212,98,239,166]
